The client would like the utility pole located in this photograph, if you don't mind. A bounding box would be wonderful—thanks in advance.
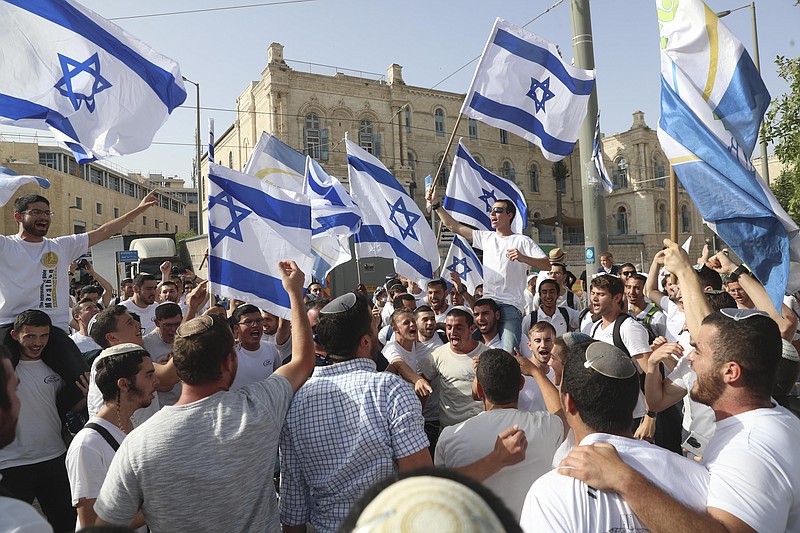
[570,0,607,279]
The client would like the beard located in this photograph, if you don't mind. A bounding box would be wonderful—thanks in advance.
[690,365,725,407]
[22,218,48,237]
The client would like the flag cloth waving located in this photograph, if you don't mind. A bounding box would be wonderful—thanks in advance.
[0,0,186,163]
[0,166,50,206]
[347,136,440,284]
[207,162,313,320]
[244,132,306,193]
[443,141,528,234]
[656,0,800,308]
[592,113,613,194]
[461,18,595,162]
[443,235,484,294]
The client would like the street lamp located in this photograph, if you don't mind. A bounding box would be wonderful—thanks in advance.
[717,2,769,182]
[182,76,203,235]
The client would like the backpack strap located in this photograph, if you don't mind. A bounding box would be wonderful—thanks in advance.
[558,307,571,330]
[643,305,659,327]
[84,422,121,452]
[567,291,575,308]
[612,314,632,357]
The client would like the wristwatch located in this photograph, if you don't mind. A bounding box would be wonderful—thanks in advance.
[645,410,657,419]
[732,264,750,278]
[430,201,441,211]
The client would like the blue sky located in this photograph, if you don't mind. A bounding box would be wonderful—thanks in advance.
[3,0,798,181]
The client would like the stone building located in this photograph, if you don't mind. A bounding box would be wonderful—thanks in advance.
[0,141,190,237]
[206,42,707,274]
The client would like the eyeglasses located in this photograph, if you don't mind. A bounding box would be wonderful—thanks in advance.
[21,209,55,217]
[490,207,507,214]
[238,318,265,327]
[719,308,769,321]
[621,270,635,277]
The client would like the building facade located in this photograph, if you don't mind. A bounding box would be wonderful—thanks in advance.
[205,42,707,272]
[0,141,190,238]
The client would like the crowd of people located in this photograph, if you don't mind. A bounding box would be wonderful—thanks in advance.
[1,190,799,533]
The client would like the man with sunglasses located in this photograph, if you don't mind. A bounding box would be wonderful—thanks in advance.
[429,194,550,354]
[0,192,159,426]
[561,239,800,533]
[230,304,283,390]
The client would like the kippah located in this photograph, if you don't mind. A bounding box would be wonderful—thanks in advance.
[782,339,800,362]
[447,305,474,317]
[320,292,357,315]
[562,332,594,349]
[583,342,637,379]
[87,314,98,336]
[353,476,505,533]
[99,342,148,358]
[176,315,214,338]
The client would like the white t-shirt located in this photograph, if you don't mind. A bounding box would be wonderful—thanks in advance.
[630,302,667,339]
[590,316,650,419]
[88,352,160,428]
[66,417,125,505]
[482,333,503,349]
[230,341,282,391]
[0,495,53,533]
[263,332,292,362]
[518,367,556,414]
[472,231,545,312]
[143,330,181,406]
[120,299,158,334]
[522,306,579,337]
[69,332,100,353]
[659,295,686,343]
[433,304,454,324]
[0,233,88,330]
[521,433,709,533]
[702,406,800,533]
[0,360,65,469]
[417,334,445,422]
[436,408,563,520]
[419,342,486,427]
[666,354,716,441]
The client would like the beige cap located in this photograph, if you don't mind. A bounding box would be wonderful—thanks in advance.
[549,247,565,263]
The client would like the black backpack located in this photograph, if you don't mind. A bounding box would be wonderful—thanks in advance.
[591,314,633,357]
[529,307,572,332]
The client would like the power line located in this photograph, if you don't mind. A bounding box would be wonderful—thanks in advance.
[107,0,318,21]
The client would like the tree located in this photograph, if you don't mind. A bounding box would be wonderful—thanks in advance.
[552,160,569,230]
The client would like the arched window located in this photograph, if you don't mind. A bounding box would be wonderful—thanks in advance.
[499,130,509,145]
[434,108,445,137]
[407,150,417,180]
[653,155,666,188]
[657,203,667,234]
[501,160,515,183]
[530,164,540,193]
[305,113,321,159]
[616,206,629,235]
[681,205,691,233]
[468,118,478,140]
[228,151,233,169]
[405,106,412,133]
[613,157,628,189]
[435,154,450,186]
[359,119,374,154]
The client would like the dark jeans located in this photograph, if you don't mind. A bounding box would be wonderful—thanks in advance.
[0,323,89,418]
[0,454,76,533]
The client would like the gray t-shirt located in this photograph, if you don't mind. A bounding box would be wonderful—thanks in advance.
[94,373,293,533]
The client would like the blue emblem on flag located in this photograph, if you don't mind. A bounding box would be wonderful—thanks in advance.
[447,256,473,282]
[54,53,112,113]
[478,188,498,212]
[526,76,555,113]
[386,197,420,241]
[208,191,252,247]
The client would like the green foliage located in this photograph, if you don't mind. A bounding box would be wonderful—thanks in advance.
[552,160,569,183]
[175,230,197,244]
[770,169,800,224]
[763,55,800,174]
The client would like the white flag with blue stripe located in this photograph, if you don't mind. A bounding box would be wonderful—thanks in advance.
[592,113,613,194]
[0,0,186,164]
[461,18,595,162]
[656,0,800,308]
[0,166,50,206]
[443,235,484,295]
[347,136,440,284]
[207,163,314,320]
[244,132,306,193]
[444,141,528,234]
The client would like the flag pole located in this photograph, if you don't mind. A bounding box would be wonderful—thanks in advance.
[430,113,464,191]
[669,165,678,242]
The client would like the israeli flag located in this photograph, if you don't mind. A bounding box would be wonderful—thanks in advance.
[461,18,595,162]
[0,0,186,163]
[347,136,440,284]
[443,235,484,295]
[0,166,50,207]
[207,163,314,320]
[443,141,528,234]
[592,113,613,194]
[656,0,799,308]
[244,132,306,193]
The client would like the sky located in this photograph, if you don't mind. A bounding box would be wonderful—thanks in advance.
[2,0,798,183]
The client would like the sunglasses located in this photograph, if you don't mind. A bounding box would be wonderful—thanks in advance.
[490,207,507,214]
[621,270,635,277]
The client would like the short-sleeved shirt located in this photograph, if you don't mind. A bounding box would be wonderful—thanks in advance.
[522,307,580,337]
[279,359,428,533]
[120,299,158,333]
[472,231,545,313]
[419,342,486,427]
[95,374,294,533]
[66,417,125,506]
[0,233,88,330]
[230,341,282,391]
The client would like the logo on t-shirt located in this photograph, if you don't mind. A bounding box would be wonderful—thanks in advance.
[39,252,59,310]
[262,360,273,368]
[43,374,60,385]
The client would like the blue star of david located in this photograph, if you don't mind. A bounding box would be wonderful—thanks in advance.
[54,53,112,113]
[526,76,555,113]
[386,197,420,241]
[478,188,498,212]
[446,256,472,282]
[208,191,252,248]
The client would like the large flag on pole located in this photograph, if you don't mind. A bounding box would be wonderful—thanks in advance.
[207,162,313,319]
[443,141,528,234]
[347,136,440,284]
[0,0,186,163]
[0,166,50,206]
[656,0,799,308]
[443,235,484,294]
[461,18,595,162]
[592,113,613,193]
[244,132,306,192]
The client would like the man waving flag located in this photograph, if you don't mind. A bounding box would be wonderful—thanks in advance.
[347,136,440,284]
[0,0,186,163]
[461,18,595,162]
[656,0,800,308]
